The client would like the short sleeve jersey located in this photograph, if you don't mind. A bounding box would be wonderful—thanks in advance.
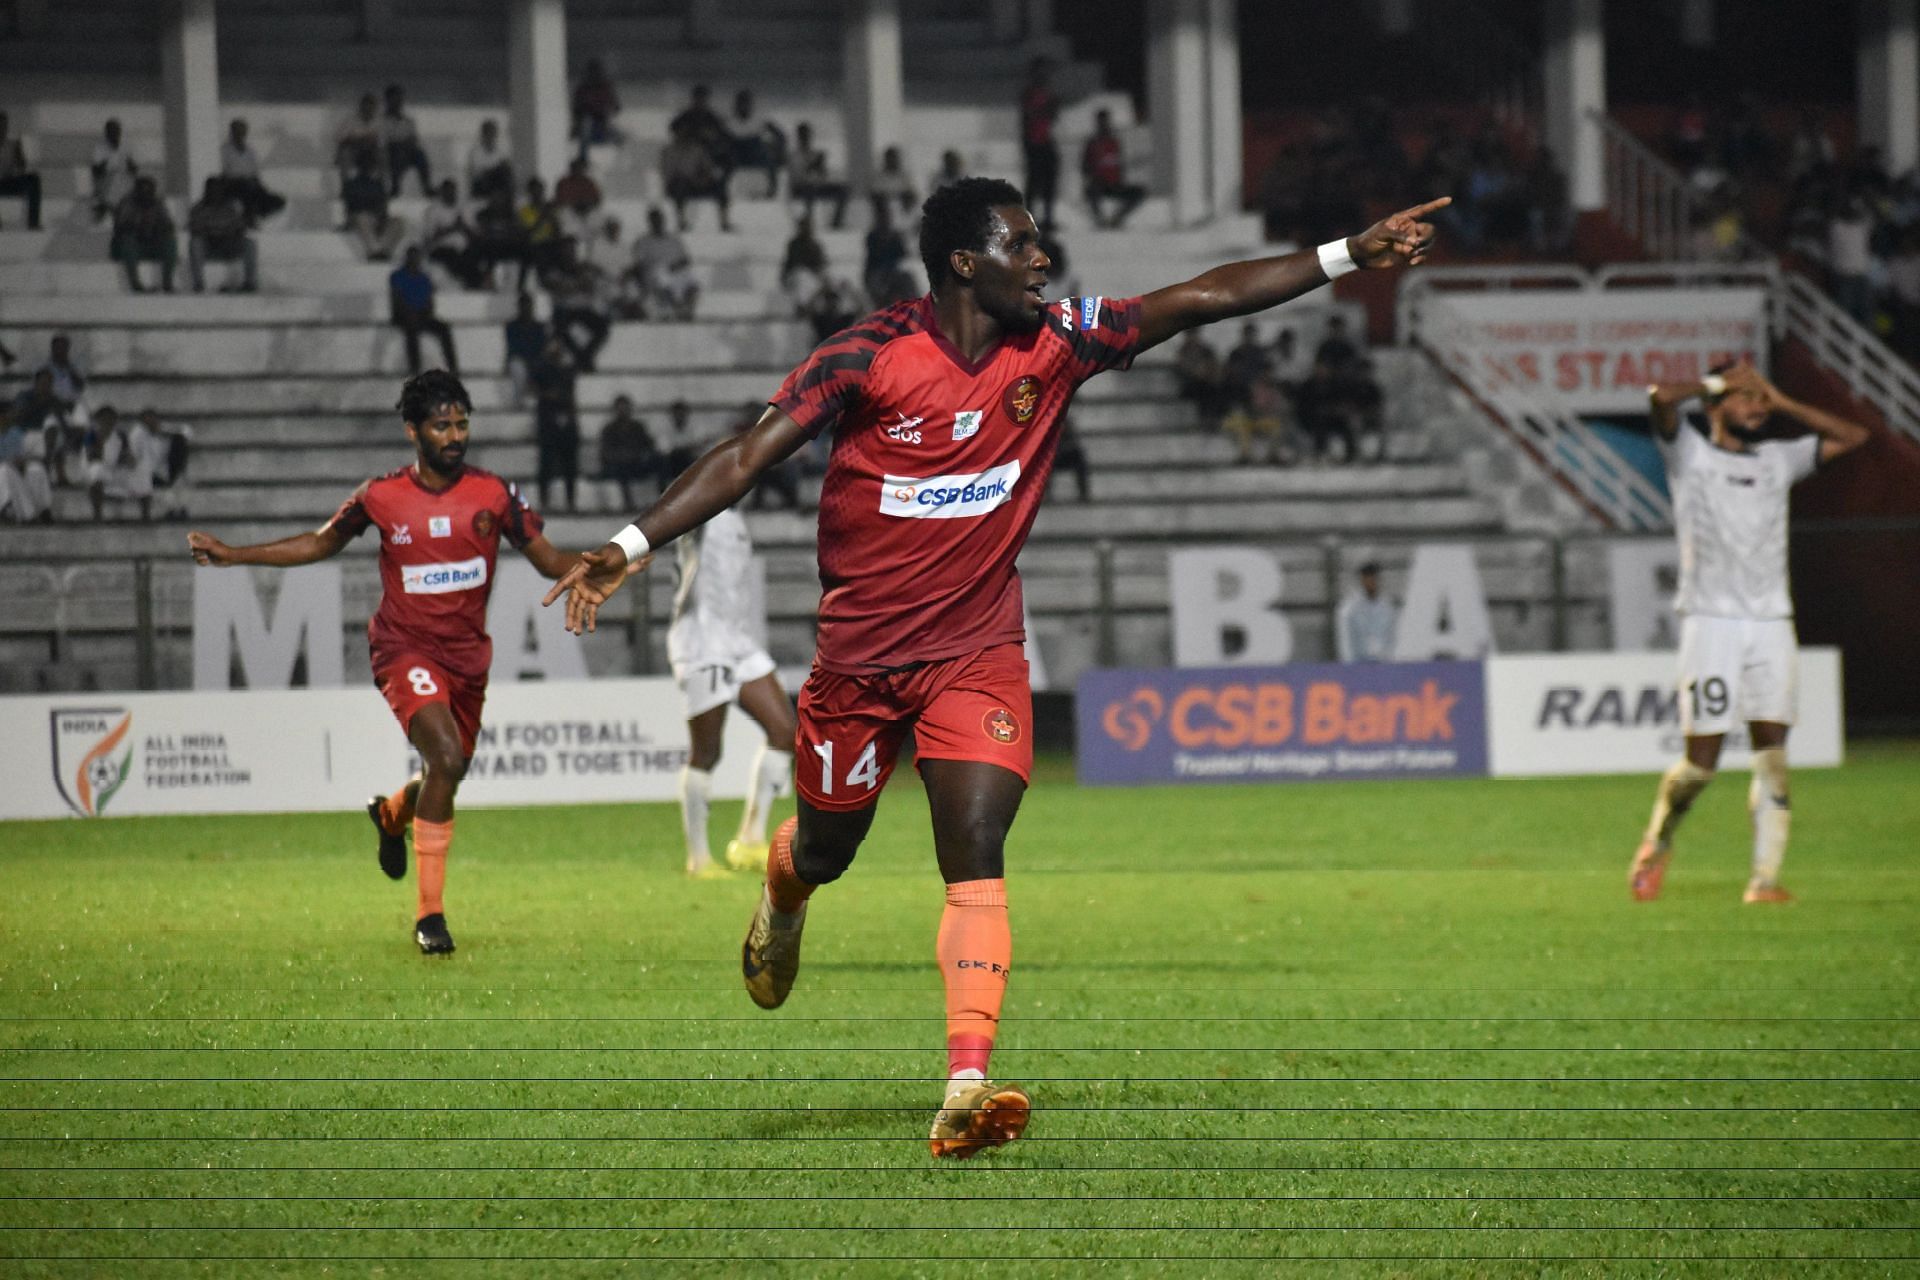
[327,465,543,679]
[773,293,1142,672]
[1656,424,1819,620]
[667,506,765,668]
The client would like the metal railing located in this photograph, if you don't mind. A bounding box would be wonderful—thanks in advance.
[1594,111,1706,263]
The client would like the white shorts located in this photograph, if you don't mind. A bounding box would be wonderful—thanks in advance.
[1676,615,1798,736]
[673,646,777,718]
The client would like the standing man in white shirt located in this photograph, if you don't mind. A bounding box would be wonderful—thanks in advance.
[1629,362,1869,905]
[667,501,795,880]
[90,119,138,224]
[1335,561,1398,662]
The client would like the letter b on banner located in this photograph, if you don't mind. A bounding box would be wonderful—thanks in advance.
[1168,547,1293,667]
[193,564,345,689]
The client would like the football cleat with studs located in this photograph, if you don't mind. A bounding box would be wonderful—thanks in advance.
[741,893,805,1009]
[414,912,455,955]
[368,796,407,880]
[929,1081,1032,1159]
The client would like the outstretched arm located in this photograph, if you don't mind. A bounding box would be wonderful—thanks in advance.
[1135,197,1449,352]
[519,533,651,581]
[188,523,349,568]
[541,405,813,634]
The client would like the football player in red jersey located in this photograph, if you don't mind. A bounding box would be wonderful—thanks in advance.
[547,178,1448,1154]
[189,370,601,955]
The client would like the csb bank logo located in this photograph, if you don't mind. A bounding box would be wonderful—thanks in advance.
[50,708,134,817]
[1102,689,1164,751]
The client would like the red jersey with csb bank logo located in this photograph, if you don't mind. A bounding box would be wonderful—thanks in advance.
[327,465,543,679]
[772,292,1142,673]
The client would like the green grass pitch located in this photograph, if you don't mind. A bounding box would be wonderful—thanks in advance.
[3,743,1917,1277]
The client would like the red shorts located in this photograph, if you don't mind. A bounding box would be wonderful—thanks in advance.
[796,642,1032,812]
[374,653,487,758]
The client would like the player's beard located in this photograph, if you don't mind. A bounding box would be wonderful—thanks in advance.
[1726,421,1769,444]
[421,442,466,477]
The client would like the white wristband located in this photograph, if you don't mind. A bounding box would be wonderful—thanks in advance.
[609,523,650,563]
[1701,374,1727,397]
[1317,238,1358,281]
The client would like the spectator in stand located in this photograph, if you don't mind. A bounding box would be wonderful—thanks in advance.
[728,89,787,198]
[540,240,611,373]
[466,118,514,201]
[0,111,42,230]
[867,144,917,218]
[662,118,732,232]
[1787,109,1837,183]
[1295,361,1359,465]
[1173,329,1228,431]
[85,405,157,521]
[1047,416,1092,500]
[1222,322,1273,418]
[787,122,850,229]
[110,176,177,293]
[38,334,89,427]
[89,118,139,225]
[141,407,192,519]
[342,158,406,261]
[662,397,701,482]
[1336,562,1398,662]
[599,394,663,508]
[1314,313,1362,372]
[1019,57,1061,226]
[471,185,532,290]
[0,411,55,523]
[388,246,460,375]
[1223,368,1292,466]
[741,399,803,511]
[381,84,431,196]
[671,85,735,191]
[1828,194,1875,323]
[930,147,968,193]
[9,368,74,489]
[502,292,547,406]
[780,213,831,313]
[517,176,567,273]
[1081,109,1146,230]
[418,179,485,289]
[552,156,604,242]
[861,197,916,307]
[1338,356,1387,463]
[1526,146,1570,255]
[1272,326,1313,391]
[530,334,581,511]
[627,206,697,320]
[220,119,285,223]
[571,58,622,154]
[335,92,383,180]
[583,215,630,312]
[186,176,258,293]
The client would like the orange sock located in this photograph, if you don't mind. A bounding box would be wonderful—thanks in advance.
[938,879,1010,1078]
[765,816,815,914]
[379,781,418,835]
[414,817,451,919]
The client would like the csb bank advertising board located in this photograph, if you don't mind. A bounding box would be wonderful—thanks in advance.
[1078,660,1487,785]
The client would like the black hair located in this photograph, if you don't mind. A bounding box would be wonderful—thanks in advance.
[1704,359,1737,404]
[397,370,472,425]
[918,176,1026,290]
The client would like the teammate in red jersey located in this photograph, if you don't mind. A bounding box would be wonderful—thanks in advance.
[189,370,598,955]
[547,178,1447,1154]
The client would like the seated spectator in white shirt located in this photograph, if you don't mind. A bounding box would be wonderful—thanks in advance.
[866,145,917,218]
[219,118,286,222]
[0,416,54,523]
[186,176,258,293]
[417,179,485,289]
[341,157,407,261]
[1335,562,1399,662]
[728,89,786,198]
[625,206,697,320]
[85,405,157,521]
[139,407,192,519]
[335,92,382,180]
[0,110,42,230]
[465,118,514,201]
[381,83,430,196]
[90,119,138,224]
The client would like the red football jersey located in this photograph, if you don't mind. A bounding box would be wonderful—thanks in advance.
[328,465,543,679]
[772,293,1142,673]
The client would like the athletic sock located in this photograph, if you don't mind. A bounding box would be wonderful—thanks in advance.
[1644,758,1713,849]
[1748,748,1791,885]
[414,817,451,919]
[938,878,1010,1080]
[379,780,418,835]
[736,747,793,846]
[678,766,713,867]
[764,815,814,915]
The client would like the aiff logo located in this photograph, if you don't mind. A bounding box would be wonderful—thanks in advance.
[1101,689,1164,752]
[50,708,133,817]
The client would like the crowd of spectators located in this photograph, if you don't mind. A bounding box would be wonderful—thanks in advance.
[0,334,192,523]
[1175,312,1386,466]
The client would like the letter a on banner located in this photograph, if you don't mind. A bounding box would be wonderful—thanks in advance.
[192,563,346,689]
[488,558,588,681]
[1392,545,1494,661]
[1168,547,1293,667]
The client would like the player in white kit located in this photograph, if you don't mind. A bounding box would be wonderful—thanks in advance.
[668,505,797,877]
[1630,362,1868,904]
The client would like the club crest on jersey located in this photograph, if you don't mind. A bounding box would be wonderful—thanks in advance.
[952,410,983,442]
[389,523,412,544]
[471,509,496,538]
[982,707,1021,745]
[429,515,452,538]
[1002,375,1043,425]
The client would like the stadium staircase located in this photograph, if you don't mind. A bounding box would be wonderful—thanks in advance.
[0,9,1560,693]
